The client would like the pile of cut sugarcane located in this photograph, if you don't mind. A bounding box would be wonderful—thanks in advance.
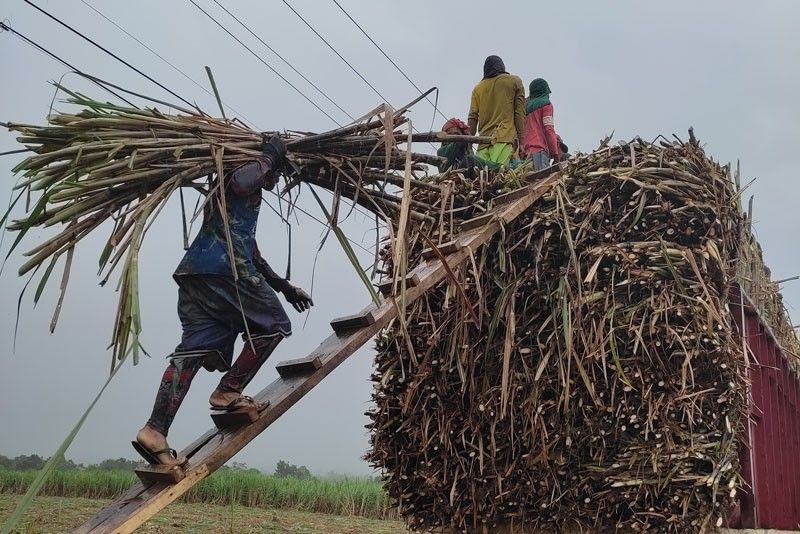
[2,88,486,365]
[367,135,748,532]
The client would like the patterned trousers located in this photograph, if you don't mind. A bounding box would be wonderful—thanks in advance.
[146,334,282,436]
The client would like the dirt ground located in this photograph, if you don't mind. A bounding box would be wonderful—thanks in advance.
[0,495,407,533]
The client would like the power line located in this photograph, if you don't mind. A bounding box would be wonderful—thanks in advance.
[210,0,356,123]
[188,0,342,127]
[79,0,255,126]
[330,0,447,122]
[280,1,437,150]
[281,0,393,106]
[265,190,377,256]
[0,21,136,107]
[23,0,197,110]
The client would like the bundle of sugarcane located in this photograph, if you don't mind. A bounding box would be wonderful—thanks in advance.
[367,135,748,532]
[2,87,487,366]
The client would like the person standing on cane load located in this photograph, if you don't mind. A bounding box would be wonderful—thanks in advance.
[133,135,314,467]
[437,118,474,172]
[467,55,526,166]
[522,78,565,170]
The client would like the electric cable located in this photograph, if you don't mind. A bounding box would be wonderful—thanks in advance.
[23,0,198,110]
[281,0,392,106]
[265,190,377,255]
[211,0,356,123]
[79,0,255,126]
[280,1,438,149]
[330,0,447,122]
[188,0,342,127]
[0,21,136,107]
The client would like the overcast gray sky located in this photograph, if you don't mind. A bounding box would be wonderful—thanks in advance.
[0,0,798,477]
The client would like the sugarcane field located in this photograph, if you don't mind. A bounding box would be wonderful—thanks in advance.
[1,2,799,533]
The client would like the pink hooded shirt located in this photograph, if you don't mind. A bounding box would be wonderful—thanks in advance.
[522,103,560,157]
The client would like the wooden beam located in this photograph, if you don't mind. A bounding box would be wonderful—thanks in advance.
[460,212,496,232]
[491,185,534,206]
[210,407,260,429]
[74,170,560,534]
[421,239,462,260]
[275,356,322,378]
[330,309,378,333]
[133,464,185,486]
[115,464,209,534]
[377,272,421,295]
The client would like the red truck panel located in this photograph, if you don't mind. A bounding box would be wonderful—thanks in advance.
[730,287,800,530]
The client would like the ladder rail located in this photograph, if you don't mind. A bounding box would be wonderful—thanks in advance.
[75,170,560,534]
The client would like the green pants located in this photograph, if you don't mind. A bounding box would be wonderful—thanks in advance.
[476,143,513,165]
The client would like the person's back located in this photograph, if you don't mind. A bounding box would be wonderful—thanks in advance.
[522,78,563,170]
[468,55,525,166]
[174,158,268,281]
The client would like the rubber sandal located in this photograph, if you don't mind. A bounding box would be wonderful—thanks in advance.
[131,441,187,466]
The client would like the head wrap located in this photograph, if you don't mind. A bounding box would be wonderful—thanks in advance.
[528,78,551,98]
[525,78,552,114]
[442,118,470,135]
[483,55,506,79]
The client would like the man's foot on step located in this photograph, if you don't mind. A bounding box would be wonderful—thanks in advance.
[135,425,187,466]
[209,389,268,412]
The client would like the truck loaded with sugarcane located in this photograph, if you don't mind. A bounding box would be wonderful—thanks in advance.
[2,55,799,533]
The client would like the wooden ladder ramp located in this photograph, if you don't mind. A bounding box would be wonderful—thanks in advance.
[75,169,559,534]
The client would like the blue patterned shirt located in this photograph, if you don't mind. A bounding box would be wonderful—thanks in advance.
[174,158,273,280]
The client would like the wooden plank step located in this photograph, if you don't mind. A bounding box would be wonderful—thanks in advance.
[491,186,532,206]
[460,212,496,232]
[421,239,462,260]
[377,272,421,295]
[275,356,322,378]
[330,309,378,334]
[134,464,185,486]
[210,406,261,429]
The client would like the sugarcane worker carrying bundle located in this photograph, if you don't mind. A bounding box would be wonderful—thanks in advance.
[521,78,567,170]
[467,55,526,166]
[133,135,313,467]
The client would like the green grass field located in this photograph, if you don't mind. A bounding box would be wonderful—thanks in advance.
[0,495,406,533]
[0,468,397,520]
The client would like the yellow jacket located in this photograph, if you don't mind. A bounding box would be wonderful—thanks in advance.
[468,73,525,145]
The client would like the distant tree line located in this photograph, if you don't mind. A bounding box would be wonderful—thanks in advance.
[0,454,140,471]
[273,460,312,479]
[0,454,316,480]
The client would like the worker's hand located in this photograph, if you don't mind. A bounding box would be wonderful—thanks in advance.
[282,285,314,312]
[260,134,287,170]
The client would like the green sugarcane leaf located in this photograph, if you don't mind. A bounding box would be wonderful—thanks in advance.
[13,266,40,353]
[98,241,114,273]
[5,191,51,265]
[309,186,380,305]
[33,253,60,306]
[0,356,127,534]
[0,189,25,230]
